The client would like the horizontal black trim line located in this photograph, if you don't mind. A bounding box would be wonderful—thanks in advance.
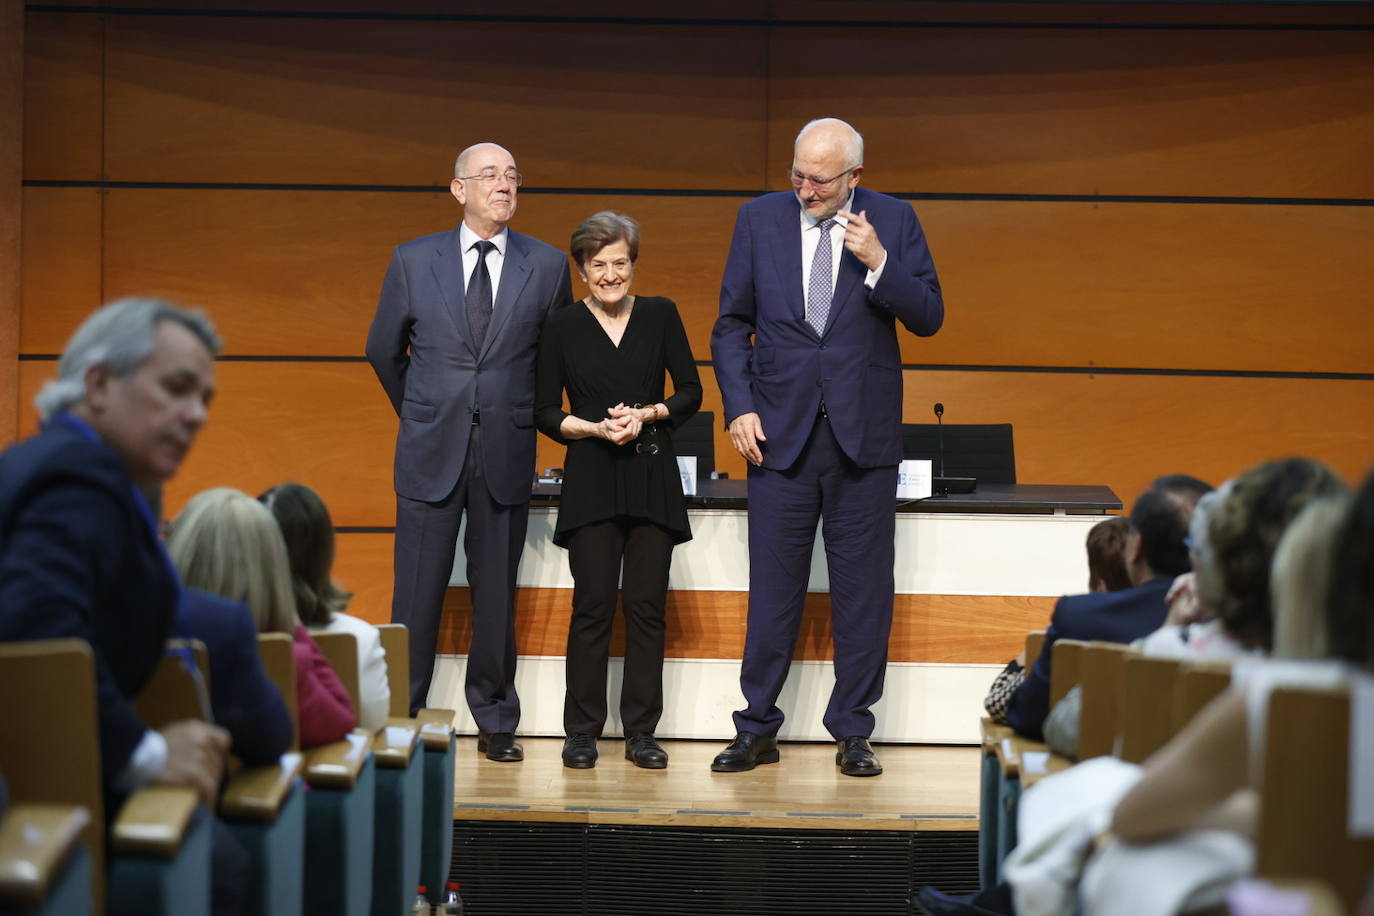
[21,180,1374,208]
[24,6,1374,30]
[335,526,394,535]
[20,352,1372,380]
[18,353,369,362]
[900,364,1374,381]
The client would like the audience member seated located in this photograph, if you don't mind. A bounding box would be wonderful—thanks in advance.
[260,482,391,732]
[1136,458,1346,660]
[0,298,244,914]
[179,588,294,766]
[168,487,357,748]
[983,516,1131,725]
[1005,480,1203,740]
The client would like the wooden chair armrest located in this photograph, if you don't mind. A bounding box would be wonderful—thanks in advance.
[0,803,91,903]
[302,733,372,789]
[979,717,1014,753]
[111,787,199,857]
[220,753,303,822]
[371,719,420,768]
[992,736,1022,778]
[415,708,455,751]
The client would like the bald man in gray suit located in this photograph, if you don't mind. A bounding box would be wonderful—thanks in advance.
[367,142,572,762]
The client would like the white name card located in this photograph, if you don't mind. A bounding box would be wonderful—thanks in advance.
[897,458,932,500]
[677,456,698,496]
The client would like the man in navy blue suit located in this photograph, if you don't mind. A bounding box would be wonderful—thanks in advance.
[0,298,248,913]
[1005,484,1201,740]
[710,118,944,776]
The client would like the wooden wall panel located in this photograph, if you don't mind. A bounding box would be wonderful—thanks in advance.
[769,29,1374,199]
[102,17,769,187]
[430,586,1053,664]
[75,190,738,358]
[24,188,1372,379]
[2,0,19,445]
[910,200,1374,374]
[21,10,102,182]
[19,187,101,352]
[20,361,1372,533]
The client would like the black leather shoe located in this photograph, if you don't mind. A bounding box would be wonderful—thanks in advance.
[710,732,780,772]
[477,731,524,762]
[562,734,598,769]
[836,736,882,777]
[624,734,668,769]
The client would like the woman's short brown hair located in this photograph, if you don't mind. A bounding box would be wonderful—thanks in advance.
[570,211,640,268]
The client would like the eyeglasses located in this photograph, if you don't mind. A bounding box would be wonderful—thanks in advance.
[787,167,854,190]
[458,169,523,187]
[633,404,659,455]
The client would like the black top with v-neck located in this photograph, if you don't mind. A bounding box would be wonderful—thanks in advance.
[535,296,703,547]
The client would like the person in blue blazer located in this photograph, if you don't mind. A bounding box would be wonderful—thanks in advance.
[709,119,944,776]
[366,142,573,761]
[1006,486,1199,740]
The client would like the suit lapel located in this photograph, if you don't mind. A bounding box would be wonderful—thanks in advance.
[821,189,871,338]
[431,227,475,355]
[481,230,533,362]
[768,203,809,330]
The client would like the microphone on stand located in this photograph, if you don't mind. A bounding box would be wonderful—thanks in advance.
[933,402,946,479]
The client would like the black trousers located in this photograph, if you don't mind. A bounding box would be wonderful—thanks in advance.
[563,517,675,737]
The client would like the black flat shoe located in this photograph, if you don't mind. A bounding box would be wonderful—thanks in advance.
[710,731,780,772]
[477,731,524,762]
[562,733,598,769]
[624,734,668,769]
[836,736,882,777]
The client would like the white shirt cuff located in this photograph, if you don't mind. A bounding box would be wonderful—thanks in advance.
[864,252,888,289]
[116,729,168,793]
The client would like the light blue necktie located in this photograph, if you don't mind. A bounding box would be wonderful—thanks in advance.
[806,218,836,335]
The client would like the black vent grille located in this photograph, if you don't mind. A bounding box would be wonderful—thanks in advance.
[450,820,978,915]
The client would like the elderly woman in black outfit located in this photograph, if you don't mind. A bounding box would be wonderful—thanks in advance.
[535,211,702,769]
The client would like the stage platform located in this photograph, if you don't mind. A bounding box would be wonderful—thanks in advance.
[445,738,982,915]
[452,736,981,832]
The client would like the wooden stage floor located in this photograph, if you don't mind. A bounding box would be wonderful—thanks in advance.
[451,737,981,832]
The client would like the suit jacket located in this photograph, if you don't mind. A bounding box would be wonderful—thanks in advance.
[366,225,574,505]
[710,187,943,470]
[179,589,293,766]
[1006,576,1173,740]
[0,419,179,792]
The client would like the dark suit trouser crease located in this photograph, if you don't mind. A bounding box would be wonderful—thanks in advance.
[563,518,675,737]
[734,415,897,740]
[392,424,528,730]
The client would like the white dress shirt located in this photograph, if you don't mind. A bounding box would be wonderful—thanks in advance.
[459,221,509,307]
[798,191,887,306]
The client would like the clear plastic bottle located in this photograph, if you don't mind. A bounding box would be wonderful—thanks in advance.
[411,885,431,916]
[440,881,464,915]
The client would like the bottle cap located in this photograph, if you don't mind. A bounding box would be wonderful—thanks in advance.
[446,881,460,889]
[418,885,427,894]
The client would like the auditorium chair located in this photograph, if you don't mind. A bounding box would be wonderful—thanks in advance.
[1047,638,1088,710]
[311,629,426,916]
[1077,642,1132,759]
[135,640,306,916]
[900,422,1016,484]
[376,624,457,910]
[1257,684,1374,911]
[0,639,211,916]
[0,772,92,915]
[256,633,376,916]
[1171,660,1233,736]
[979,630,1073,888]
[671,410,716,478]
[1116,655,1184,764]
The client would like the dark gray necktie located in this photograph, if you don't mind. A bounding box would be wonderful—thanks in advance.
[466,239,495,349]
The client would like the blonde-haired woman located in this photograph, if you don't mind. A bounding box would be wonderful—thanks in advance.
[169,487,356,748]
